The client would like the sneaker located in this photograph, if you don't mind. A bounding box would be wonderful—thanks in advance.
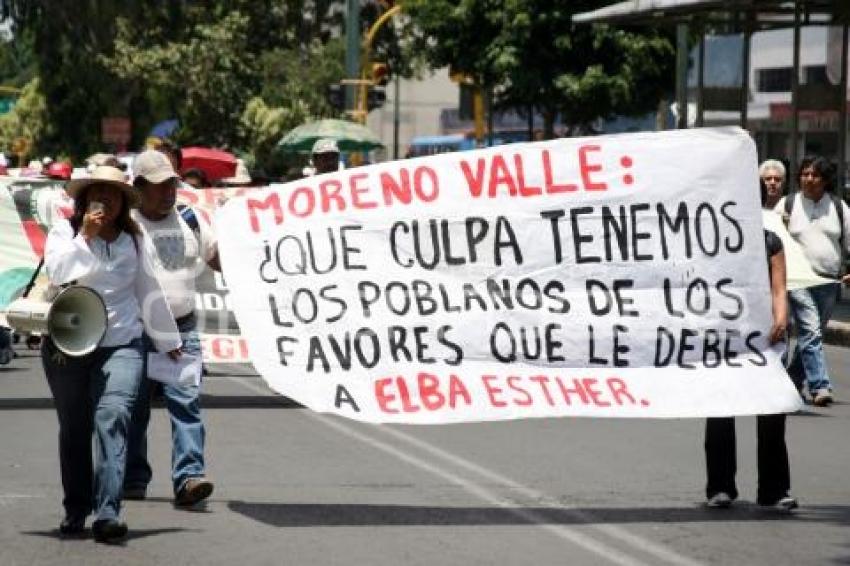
[91,519,128,543]
[812,389,834,407]
[175,477,214,507]
[122,486,146,501]
[759,496,799,512]
[706,492,733,508]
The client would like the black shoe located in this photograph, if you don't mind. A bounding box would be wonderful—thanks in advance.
[91,519,128,543]
[122,486,147,500]
[59,516,86,537]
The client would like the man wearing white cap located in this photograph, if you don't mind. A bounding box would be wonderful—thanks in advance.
[124,149,218,506]
[311,138,341,175]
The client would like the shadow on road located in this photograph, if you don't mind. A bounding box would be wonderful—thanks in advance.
[0,395,302,410]
[20,526,193,541]
[228,501,850,528]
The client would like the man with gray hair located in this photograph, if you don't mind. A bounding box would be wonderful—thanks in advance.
[759,159,786,210]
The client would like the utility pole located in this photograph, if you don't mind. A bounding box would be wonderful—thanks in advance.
[345,0,360,112]
[393,76,400,159]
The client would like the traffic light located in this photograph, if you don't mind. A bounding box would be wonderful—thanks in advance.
[326,83,344,111]
[366,86,387,111]
[371,63,390,87]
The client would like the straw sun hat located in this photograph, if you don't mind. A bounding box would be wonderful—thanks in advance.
[65,165,139,206]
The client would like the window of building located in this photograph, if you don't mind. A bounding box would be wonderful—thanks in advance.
[804,65,829,85]
[757,67,793,93]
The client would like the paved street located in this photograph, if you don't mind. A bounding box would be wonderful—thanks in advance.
[0,345,848,566]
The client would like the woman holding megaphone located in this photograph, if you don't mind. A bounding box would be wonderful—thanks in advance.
[42,165,181,543]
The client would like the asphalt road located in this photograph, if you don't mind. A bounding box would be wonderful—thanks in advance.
[0,345,849,566]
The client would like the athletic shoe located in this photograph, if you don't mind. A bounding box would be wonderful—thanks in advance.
[812,389,834,407]
[706,492,733,508]
[175,477,214,506]
[91,519,128,543]
[759,496,798,513]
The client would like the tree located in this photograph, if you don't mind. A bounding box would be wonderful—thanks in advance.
[0,0,351,159]
[404,0,675,138]
[102,11,259,147]
[0,77,49,162]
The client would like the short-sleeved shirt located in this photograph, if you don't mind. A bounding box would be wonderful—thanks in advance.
[765,228,783,276]
[131,208,217,319]
[774,193,850,278]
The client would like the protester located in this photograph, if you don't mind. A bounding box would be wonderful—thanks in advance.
[182,167,210,190]
[759,159,786,209]
[774,156,850,406]
[124,150,218,506]
[310,138,341,175]
[42,165,181,542]
[86,153,125,172]
[704,178,797,512]
[157,139,183,176]
[220,158,252,186]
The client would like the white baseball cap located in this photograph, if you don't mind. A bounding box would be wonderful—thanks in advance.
[133,149,178,184]
[311,138,339,155]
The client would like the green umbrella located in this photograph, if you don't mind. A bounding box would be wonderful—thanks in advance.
[277,119,384,153]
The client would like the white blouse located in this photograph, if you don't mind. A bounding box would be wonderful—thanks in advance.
[43,219,182,353]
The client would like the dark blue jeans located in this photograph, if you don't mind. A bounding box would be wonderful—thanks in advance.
[125,315,207,495]
[42,337,144,521]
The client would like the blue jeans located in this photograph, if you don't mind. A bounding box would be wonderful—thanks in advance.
[42,337,144,521]
[788,282,841,393]
[125,315,207,494]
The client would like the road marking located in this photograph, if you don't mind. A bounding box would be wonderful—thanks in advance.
[375,424,702,566]
[217,375,272,396]
[221,375,701,566]
[310,412,647,566]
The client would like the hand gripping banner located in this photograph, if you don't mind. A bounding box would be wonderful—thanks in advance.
[217,127,802,423]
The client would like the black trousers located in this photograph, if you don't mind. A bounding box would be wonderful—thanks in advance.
[704,415,790,504]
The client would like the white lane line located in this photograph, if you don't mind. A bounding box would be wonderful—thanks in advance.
[376,425,702,566]
[215,375,274,395]
[310,411,648,566]
[220,375,700,566]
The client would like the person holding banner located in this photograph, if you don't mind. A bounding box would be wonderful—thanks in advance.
[775,156,850,407]
[42,166,181,542]
[704,179,796,512]
[124,150,219,507]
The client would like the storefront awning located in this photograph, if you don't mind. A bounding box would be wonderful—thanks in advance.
[573,0,847,27]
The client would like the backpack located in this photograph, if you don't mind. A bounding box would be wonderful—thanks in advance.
[176,204,201,246]
[784,191,848,275]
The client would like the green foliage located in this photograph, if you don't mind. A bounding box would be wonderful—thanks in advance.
[0,26,35,88]
[0,77,48,159]
[258,39,346,117]
[0,0,352,165]
[103,11,259,147]
[404,0,675,137]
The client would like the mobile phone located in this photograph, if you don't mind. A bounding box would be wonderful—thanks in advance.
[88,201,105,214]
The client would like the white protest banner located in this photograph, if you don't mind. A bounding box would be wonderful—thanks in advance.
[0,179,257,368]
[217,127,802,424]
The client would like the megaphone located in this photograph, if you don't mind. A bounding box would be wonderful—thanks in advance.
[5,286,107,357]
